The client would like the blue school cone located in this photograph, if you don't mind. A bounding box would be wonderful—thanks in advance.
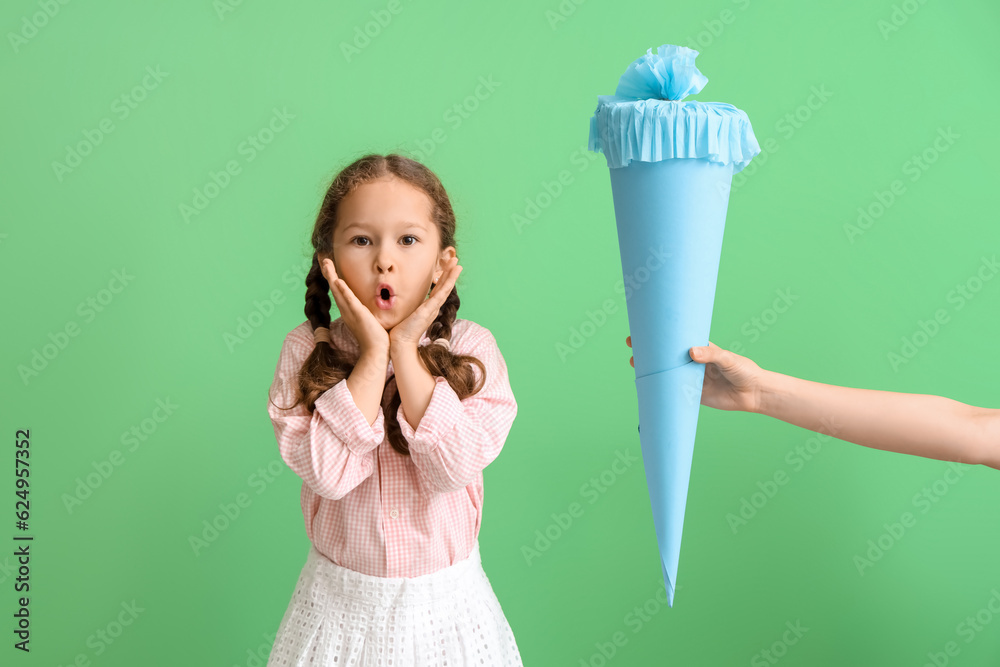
[589,45,760,606]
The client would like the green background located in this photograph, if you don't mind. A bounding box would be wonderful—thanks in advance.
[3,0,999,665]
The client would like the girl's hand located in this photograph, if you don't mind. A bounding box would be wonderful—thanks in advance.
[626,337,766,413]
[389,257,462,348]
[321,257,390,356]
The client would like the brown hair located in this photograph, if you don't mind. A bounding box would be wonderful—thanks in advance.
[271,153,486,456]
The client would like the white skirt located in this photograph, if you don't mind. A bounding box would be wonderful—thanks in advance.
[266,540,523,666]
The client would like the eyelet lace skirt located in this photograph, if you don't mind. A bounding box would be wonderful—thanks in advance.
[266,540,523,666]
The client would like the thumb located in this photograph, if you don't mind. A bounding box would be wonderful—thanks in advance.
[691,342,722,363]
[695,342,743,375]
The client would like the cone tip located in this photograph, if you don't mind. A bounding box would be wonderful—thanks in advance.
[662,562,676,608]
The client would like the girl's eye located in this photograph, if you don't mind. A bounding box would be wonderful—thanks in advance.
[352,236,418,246]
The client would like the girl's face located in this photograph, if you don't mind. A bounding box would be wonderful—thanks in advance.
[329,176,456,331]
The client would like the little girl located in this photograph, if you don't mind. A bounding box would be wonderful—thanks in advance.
[266,153,523,665]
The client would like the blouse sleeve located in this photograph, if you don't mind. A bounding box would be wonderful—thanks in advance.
[396,328,517,494]
[267,330,385,500]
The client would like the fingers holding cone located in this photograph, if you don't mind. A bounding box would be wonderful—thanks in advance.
[693,341,741,377]
[625,335,725,369]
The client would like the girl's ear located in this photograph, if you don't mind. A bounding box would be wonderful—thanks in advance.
[436,247,458,277]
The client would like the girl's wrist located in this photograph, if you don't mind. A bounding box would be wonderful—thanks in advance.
[389,339,418,357]
[359,343,390,366]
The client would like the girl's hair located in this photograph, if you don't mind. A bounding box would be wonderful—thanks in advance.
[271,153,486,456]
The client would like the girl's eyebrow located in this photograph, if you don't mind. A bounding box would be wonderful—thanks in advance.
[343,221,427,233]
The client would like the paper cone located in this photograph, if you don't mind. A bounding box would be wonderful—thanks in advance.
[589,45,760,606]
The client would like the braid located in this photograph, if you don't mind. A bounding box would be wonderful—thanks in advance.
[304,253,332,330]
[284,253,357,413]
[426,279,459,342]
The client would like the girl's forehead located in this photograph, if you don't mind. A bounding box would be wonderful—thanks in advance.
[340,179,434,220]
[340,219,433,234]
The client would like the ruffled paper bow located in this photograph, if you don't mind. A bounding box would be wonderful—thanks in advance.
[614,44,708,101]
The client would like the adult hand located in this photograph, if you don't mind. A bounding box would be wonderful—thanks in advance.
[626,337,766,413]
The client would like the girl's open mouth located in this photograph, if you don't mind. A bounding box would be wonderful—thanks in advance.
[376,288,396,310]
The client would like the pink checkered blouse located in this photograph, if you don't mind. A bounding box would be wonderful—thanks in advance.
[267,317,517,578]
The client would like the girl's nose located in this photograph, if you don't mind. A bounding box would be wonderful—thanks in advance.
[375,254,394,272]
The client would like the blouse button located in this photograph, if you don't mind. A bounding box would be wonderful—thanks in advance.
[389,508,398,519]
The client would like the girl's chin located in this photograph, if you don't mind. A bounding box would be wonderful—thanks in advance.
[370,308,400,327]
